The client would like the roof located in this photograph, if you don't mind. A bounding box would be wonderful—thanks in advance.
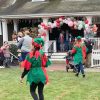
[0,0,100,18]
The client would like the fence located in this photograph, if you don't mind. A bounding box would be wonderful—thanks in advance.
[91,50,100,67]
[91,38,100,67]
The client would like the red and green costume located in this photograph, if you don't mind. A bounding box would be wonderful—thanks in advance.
[21,38,51,85]
[71,36,86,65]
[70,36,86,77]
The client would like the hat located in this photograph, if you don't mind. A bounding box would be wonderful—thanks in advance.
[76,36,82,40]
[32,38,44,48]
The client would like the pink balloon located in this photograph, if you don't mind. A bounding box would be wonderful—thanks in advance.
[41,23,45,27]
[68,21,74,27]
[59,18,63,22]
[56,19,60,23]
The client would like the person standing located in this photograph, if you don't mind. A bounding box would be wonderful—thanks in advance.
[84,38,94,67]
[59,31,65,52]
[69,36,86,77]
[17,29,32,61]
[1,41,11,68]
[12,31,17,41]
[20,38,51,100]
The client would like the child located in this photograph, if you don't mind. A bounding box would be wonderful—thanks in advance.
[1,41,10,68]
[20,38,51,100]
[69,36,86,77]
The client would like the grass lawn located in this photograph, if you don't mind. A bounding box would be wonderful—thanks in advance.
[0,67,100,100]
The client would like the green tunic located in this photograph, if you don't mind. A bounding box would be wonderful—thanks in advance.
[73,46,83,65]
[73,43,86,65]
[23,51,51,85]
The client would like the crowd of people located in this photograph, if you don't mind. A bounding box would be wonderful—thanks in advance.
[0,27,94,71]
[0,26,95,100]
[0,27,52,100]
[0,27,39,68]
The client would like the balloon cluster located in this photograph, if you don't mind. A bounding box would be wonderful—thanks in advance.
[38,17,98,36]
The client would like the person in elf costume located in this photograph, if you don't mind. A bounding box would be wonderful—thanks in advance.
[69,36,86,77]
[20,37,51,100]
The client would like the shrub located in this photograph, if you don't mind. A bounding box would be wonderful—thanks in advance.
[9,44,18,57]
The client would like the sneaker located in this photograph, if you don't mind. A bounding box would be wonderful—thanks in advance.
[75,73,79,77]
[0,66,2,68]
[5,66,10,68]
[83,74,85,78]
[0,66,5,68]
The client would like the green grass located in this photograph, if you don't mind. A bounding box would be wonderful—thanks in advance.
[0,68,100,100]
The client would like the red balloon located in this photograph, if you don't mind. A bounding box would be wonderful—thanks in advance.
[56,22,60,28]
[42,33,46,37]
[56,19,60,23]
[44,26,48,30]
[85,20,89,24]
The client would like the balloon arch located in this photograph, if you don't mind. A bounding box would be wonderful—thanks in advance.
[38,17,98,39]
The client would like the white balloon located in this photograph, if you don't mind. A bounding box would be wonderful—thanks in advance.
[67,18,71,21]
[65,20,68,24]
[78,24,83,30]
[60,22,63,25]
[48,22,52,26]
[63,19,66,23]
[38,29,42,33]
[52,22,57,28]
[78,21,83,25]
[51,24,54,28]
[85,24,89,29]
[38,25,42,29]
[85,28,91,33]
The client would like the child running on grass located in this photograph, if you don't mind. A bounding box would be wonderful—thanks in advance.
[20,37,51,100]
[68,36,87,77]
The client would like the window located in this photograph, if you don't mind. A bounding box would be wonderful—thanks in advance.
[92,17,100,24]
[32,0,45,2]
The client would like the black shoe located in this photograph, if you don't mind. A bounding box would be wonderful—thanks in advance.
[83,74,85,78]
[5,65,10,68]
[75,73,79,77]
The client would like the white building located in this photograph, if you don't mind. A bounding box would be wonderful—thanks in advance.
[0,0,100,53]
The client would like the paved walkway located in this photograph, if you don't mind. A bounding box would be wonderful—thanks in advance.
[47,63,100,72]
[1,63,100,72]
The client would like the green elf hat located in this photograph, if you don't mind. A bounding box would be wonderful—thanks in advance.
[32,37,44,48]
[77,36,82,40]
